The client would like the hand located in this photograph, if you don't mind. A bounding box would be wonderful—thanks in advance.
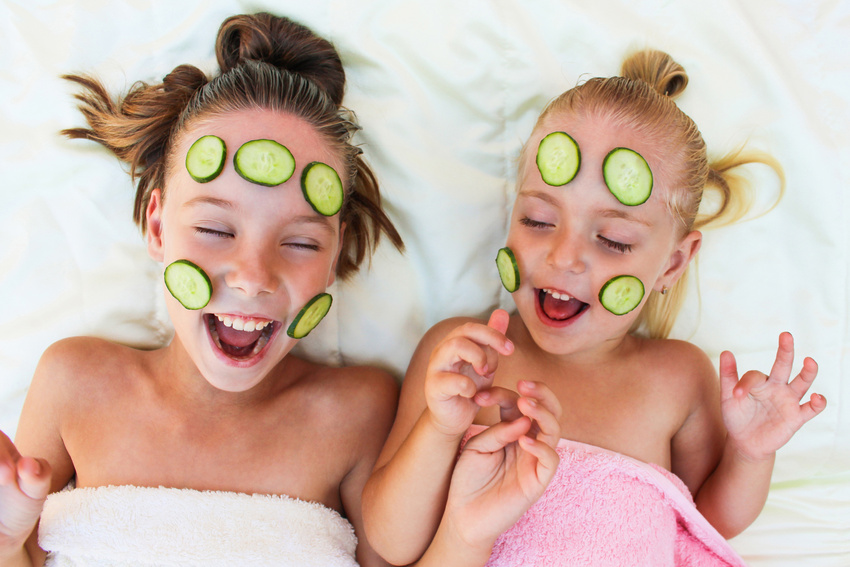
[0,430,51,552]
[424,310,514,437]
[441,381,561,552]
[719,332,826,462]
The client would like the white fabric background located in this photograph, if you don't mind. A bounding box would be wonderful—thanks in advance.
[0,0,847,564]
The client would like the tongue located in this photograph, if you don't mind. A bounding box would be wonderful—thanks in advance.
[542,293,585,321]
[215,319,263,348]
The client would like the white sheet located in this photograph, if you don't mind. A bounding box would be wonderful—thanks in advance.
[1,0,847,564]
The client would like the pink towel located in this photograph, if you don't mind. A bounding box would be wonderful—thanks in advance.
[464,425,747,567]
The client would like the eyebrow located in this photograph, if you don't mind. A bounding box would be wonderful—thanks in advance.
[182,196,337,233]
[518,189,653,227]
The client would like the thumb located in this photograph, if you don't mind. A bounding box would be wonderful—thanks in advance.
[17,456,52,501]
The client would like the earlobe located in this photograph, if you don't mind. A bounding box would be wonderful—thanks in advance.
[659,230,702,291]
[146,188,165,262]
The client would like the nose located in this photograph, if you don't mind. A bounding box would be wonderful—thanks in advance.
[547,227,586,274]
[224,244,281,297]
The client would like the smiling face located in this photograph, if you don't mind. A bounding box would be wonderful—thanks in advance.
[146,108,345,392]
[507,111,701,357]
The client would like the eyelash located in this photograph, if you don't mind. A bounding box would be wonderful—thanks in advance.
[598,236,632,253]
[195,227,232,238]
[519,216,551,229]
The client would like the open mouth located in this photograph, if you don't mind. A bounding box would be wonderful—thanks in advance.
[537,288,589,322]
[206,314,278,361]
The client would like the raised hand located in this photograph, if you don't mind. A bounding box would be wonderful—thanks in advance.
[719,332,826,462]
[440,381,562,552]
[424,310,514,437]
[0,430,51,555]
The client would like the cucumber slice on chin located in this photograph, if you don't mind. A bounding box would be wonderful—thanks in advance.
[287,293,333,338]
[602,148,653,206]
[536,131,581,186]
[301,162,344,216]
[186,135,226,183]
[496,247,520,293]
[164,260,212,310]
[234,139,295,186]
[598,275,644,315]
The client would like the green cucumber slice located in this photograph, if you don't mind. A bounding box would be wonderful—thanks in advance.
[496,247,520,293]
[186,135,226,183]
[164,260,212,310]
[287,293,333,338]
[536,131,581,186]
[602,148,653,206]
[598,275,644,315]
[234,139,295,186]
[301,162,344,216]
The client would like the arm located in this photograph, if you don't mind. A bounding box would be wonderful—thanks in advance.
[694,332,826,538]
[362,311,514,565]
[411,381,561,566]
[338,370,399,567]
[2,341,79,566]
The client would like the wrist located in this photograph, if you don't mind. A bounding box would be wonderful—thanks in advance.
[725,437,777,467]
[425,515,495,567]
[422,407,470,442]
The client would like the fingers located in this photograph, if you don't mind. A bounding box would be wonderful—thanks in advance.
[718,350,740,401]
[464,417,532,455]
[432,318,513,378]
[487,309,511,337]
[516,381,562,449]
[475,387,522,422]
[517,434,560,486]
[767,331,795,384]
[787,356,819,400]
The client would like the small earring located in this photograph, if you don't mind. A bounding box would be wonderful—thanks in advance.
[660,286,668,295]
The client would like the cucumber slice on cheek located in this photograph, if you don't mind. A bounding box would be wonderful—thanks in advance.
[598,275,645,315]
[164,260,212,310]
[287,293,333,339]
[496,247,520,292]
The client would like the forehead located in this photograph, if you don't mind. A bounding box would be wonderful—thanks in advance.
[174,108,343,175]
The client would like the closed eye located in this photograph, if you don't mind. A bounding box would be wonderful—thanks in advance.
[284,242,320,252]
[195,227,232,238]
[598,235,632,253]
[519,216,553,229]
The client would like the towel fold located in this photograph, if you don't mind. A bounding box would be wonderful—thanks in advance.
[38,485,358,567]
[465,425,747,567]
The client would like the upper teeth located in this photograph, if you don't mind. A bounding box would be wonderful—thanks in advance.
[543,288,572,301]
[215,314,271,332]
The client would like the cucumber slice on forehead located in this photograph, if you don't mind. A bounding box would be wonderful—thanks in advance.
[598,275,644,315]
[602,148,653,206]
[186,135,226,183]
[234,139,296,186]
[496,247,520,293]
[536,131,581,186]
[287,293,333,339]
[301,162,344,216]
[164,260,212,310]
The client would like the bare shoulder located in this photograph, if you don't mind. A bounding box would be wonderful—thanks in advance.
[636,337,717,391]
[32,336,142,396]
[292,357,399,432]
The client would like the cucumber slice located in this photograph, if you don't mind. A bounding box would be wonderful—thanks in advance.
[186,135,226,183]
[234,139,295,186]
[287,293,333,338]
[496,247,520,293]
[164,260,212,310]
[598,275,644,315]
[536,131,580,186]
[602,148,653,206]
[301,162,344,216]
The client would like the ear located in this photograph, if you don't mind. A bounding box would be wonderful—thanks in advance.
[146,188,165,262]
[657,230,701,292]
[327,221,347,287]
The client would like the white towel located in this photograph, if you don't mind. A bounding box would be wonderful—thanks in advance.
[38,485,359,567]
